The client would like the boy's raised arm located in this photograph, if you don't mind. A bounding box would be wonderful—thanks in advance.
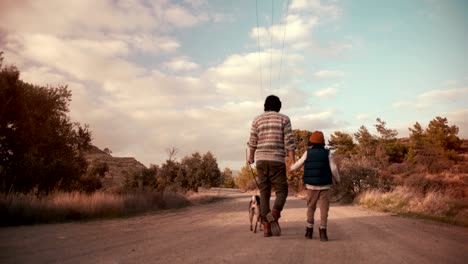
[330,156,340,184]
[289,151,307,172]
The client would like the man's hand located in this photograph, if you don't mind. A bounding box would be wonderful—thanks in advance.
[247,147,256,164]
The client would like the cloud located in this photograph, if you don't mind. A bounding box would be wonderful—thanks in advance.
[442,80,459,86]
[205,50,305,102]
[163,56,200,71]
[392,101,410,109]
[9,34,144,83]
[444,108,468,138]
[164,4,208,28]
[116,34,181,54]
[249,0,343,53]
[356,114,371,121]
[0,0,155,36]
[292,108,349,132]
[250,14,318,50]
[419,87,468,103]
[19,66,68,87]
[391,101,428,109]
[289,0,342,19]
[313,70,345,79]
[315,87,337,97]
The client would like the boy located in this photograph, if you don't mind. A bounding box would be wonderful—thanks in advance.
[289,131,340,241]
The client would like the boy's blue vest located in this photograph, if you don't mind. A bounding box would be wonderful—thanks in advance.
[303,146,333,186]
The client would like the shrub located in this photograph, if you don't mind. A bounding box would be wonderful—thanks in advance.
[332,158,392,202]
[357,187,468,226]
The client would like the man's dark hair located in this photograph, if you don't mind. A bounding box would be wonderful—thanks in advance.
[264,95,282,112]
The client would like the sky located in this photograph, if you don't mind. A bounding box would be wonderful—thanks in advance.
[1,0,467,170]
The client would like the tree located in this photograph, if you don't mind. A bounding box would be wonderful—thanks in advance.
[328,131,356,157]
[175,151,222,192]
[125,165,159,190]
[200,151,222,188]
[88,161,109,178]
[407,117,460,172]
[235,164,257,191]
[426,116,461,152]
[373,118,407,164]
[157,159,180,192]
[221,167,236,188]
[177,152,203,192]
[0,57,92,193]
[375,118,398,140]
[354,125,377,157]
[166,147,178,162]
[103,147,112,155]
[293,129,313,160]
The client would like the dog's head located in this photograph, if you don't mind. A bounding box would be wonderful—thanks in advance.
[251,195,260,206]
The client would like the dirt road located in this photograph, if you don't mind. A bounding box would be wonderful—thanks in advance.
[1,190,467,264]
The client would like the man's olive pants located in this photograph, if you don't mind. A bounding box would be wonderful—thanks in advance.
[256,160,288,222]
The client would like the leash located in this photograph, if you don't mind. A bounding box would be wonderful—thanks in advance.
[246,149,261,190]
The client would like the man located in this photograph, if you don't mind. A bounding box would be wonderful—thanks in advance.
[247,95,296,237]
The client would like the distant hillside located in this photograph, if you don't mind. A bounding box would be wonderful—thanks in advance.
[84,146,146,191]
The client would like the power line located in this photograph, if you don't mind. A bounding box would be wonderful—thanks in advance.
[277,0,290,91]
[269,0,274,94]
[255,0,263,99]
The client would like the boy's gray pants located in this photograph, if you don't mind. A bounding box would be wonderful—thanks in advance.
[306,189,330,228]
[256,160,288,222]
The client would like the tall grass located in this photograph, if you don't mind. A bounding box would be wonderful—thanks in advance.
[0,190,221,226]
[357,186,468,226]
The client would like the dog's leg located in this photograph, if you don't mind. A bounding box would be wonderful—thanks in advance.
[254,218,258,233]
[249,207,254,231]
[254,206,260,233]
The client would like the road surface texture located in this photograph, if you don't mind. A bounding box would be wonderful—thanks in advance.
[1,190,467,264]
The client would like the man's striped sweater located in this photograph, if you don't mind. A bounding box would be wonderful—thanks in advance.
[248,111,297,163]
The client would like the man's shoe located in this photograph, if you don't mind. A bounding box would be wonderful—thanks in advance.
[272,208,281,220]
[263,222,272,237]
[319,228,328,241]
[266,211,281,236]
[305,227,313,239]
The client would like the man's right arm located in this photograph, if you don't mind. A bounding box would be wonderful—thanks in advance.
[247,120,258,164]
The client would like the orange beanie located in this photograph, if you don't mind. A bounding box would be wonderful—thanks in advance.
[309,131,325,144]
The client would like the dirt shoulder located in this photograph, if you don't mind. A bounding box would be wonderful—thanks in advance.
[1,191,467,264]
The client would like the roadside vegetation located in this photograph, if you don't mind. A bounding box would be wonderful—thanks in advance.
[0,54,228,226]
[0,190,222,226]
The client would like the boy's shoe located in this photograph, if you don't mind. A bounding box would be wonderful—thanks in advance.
[319,228,328,241]
[263,222,272,237]
[305,227,313,239]
[266,210,281,236]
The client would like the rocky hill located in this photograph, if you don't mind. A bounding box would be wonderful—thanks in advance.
[84,146,146,191]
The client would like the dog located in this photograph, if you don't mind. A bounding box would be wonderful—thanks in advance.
[249,195,262,233]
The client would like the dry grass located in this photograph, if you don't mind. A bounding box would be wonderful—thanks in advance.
[0,190,221,226]
[357,186,468,226]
